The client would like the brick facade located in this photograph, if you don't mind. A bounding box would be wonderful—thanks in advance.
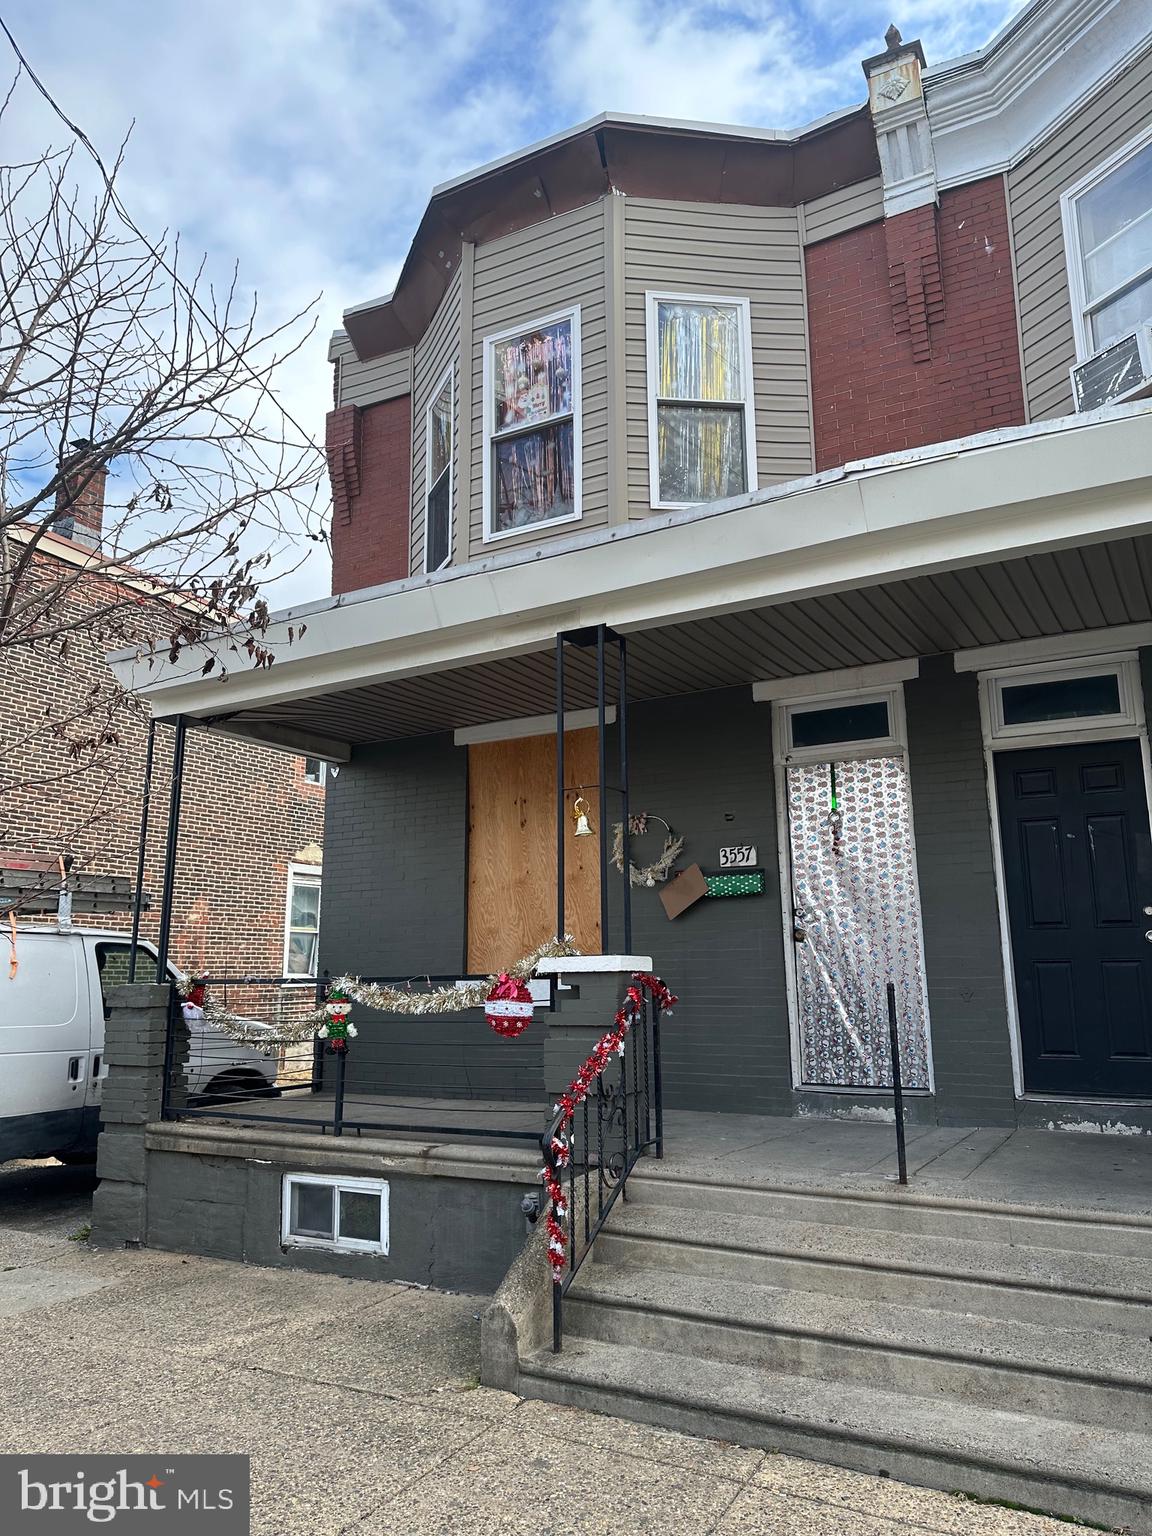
[1,545,324,977]
[805,176,1026,470]
[328,395,412,596]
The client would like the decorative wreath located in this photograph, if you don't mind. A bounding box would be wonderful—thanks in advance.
[611,811,684,888]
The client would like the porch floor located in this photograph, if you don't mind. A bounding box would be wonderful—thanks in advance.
[193,1094,1152,1219]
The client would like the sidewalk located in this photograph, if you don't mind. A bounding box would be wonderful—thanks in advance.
[0,1216,1092,1535]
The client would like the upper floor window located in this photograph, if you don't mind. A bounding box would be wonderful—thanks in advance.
[646,293,756,509]
[284,864,322,976]
[425,368,453,572]
[1063,125,1152,356]
[302,757,326,785]
[483,306,580,540]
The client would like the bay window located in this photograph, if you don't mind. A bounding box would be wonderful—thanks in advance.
[483,306,580,539]
[1063,125,1152,355]
[646,292,756,508]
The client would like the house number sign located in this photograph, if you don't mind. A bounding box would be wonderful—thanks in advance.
[718,844,757,868]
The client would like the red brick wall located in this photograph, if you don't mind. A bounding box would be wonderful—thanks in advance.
[328,395,412,595]
[806,176,1026,470]
[2,552,325,977]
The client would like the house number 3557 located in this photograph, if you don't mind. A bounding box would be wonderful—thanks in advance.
[719,845,757,868]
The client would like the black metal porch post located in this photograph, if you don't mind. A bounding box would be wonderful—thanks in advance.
[596,625,609,945]
[128,716,156,982]
[156,715,187,976]
[555,632,566,941]
[618,634,631,954]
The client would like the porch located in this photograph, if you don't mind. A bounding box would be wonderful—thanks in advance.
[186,1099,1152,1219]
[114,403,1152,1136]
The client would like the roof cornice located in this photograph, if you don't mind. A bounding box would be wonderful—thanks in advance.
[924,0,1150,187]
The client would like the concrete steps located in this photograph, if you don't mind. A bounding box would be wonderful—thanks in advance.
[520,1178,1152,1530]
[520,1339,1152,1535]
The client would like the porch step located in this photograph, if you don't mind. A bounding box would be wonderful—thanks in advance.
[520,1338,1152,1533]
[596,1201,1152,1332]
[628,1169,1152,1259]
[566,1263,1150,1429]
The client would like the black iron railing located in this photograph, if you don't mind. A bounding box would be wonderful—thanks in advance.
[541,985,663,1352]
[162,972,554,1145]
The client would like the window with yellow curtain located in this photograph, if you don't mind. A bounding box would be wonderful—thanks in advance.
[648,294,755,507]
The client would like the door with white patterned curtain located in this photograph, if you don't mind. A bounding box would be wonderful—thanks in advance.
[786,754,932,1089]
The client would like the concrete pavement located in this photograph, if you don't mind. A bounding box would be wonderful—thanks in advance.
[0,1179,1094,1536]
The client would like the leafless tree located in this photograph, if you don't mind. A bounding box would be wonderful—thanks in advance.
[0,64,326,915]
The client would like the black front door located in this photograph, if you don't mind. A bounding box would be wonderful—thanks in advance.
[996,739,1152,1098]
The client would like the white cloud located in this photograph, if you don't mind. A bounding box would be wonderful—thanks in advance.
[3,0,1026,606]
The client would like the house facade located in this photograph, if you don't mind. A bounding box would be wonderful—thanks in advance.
[117,0,1152,1132]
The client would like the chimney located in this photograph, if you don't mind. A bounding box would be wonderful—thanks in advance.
[53,439,107,548]
[861,24,937,217]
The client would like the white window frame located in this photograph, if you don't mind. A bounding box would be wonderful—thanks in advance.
[777,686,907,767]
[1061,120,1152,359]
[481,304,582,542]
[768,682,934,1096]
[283,862,322,978]
[423,364,454,573]
[281,1173,389,1255]
[645,290,758,511]
[302,757,326,785]
[981,654,1140,747]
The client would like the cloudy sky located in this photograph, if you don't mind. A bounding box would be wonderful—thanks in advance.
[5,0,1026,606]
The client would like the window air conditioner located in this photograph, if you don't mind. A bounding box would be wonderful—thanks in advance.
[1070,323,1152,412]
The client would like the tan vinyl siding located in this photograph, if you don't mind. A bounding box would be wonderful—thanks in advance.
[623,198,812,517]
[469,201,608,558]
[410,266,462,575]
[801,177,884,246]
[1008,43,1152,421]
[333,334,413,408]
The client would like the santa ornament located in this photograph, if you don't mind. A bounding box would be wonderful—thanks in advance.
[485,973,534,1038]
[318,986,358,1051]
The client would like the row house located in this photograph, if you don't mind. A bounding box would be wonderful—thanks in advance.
[100,5,1152,1521]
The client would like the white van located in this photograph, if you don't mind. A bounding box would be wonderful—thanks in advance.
[0,927,278,1164]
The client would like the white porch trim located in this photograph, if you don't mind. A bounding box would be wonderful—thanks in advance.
[453,707,616,746]
[954,624,1152,673]
[110,402,1152,730]
[752,659,919,702]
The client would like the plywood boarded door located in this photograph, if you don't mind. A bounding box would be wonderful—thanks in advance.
[467,728,601,972]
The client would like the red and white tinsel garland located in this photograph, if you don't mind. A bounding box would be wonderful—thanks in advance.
[541,972,677,1281]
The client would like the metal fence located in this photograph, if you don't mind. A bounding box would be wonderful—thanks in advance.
[166,974,554,1144]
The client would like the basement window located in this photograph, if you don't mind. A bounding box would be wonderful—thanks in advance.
[646,291,757,508]
[483,306,581,539]
[281,1174,389,1254]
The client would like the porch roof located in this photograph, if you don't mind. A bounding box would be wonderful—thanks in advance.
[110,402,1152,759]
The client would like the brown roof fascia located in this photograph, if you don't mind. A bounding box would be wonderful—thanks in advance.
[343,107,878,363]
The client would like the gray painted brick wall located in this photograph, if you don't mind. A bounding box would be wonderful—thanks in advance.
[905,656,1016,1125]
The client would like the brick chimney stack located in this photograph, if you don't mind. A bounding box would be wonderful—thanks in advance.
[54,439,107,549]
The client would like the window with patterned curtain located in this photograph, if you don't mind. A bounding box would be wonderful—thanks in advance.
[425,370,453,571]
[485,308,579,536]
[650,296,753,506]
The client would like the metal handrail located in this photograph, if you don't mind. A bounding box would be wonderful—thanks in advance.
[541,990,663,1352]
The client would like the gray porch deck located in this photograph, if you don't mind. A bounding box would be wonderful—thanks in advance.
[192,1094,1152,1219]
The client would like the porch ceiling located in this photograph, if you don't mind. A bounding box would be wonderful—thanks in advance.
[215,535,1152,748]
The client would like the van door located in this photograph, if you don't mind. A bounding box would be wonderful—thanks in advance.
[0,932,91,1160]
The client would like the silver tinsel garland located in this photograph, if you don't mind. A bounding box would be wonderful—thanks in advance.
[185,936,582,1047]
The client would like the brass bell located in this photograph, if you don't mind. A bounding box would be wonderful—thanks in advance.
[572,797,593,837]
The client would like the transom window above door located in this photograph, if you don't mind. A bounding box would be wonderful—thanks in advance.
[779,688,905,764]
[1063,125,1152,355]
[983,656,1140,743]
[483,306,580,540]
[646,292,757,509]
